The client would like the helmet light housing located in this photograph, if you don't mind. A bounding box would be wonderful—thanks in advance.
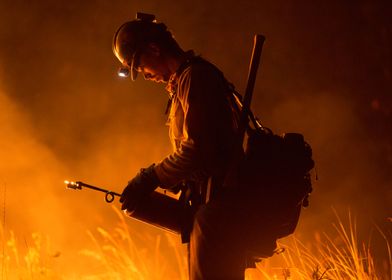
[113,12,156,81]
[118,67,130,78]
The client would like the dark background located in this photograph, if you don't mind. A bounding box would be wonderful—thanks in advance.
[0,0,391,276]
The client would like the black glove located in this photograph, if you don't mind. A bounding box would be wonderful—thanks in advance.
[120,164,160,214]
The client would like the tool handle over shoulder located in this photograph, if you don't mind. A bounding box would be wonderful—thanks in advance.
[239,34,265,141]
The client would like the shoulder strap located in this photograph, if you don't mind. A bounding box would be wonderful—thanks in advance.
[227,83,266,132]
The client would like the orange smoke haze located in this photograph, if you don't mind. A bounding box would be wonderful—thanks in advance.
[0,0,391,277]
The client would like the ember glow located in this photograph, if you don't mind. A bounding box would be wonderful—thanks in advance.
[0,0,391,278]
[64,180,78,187]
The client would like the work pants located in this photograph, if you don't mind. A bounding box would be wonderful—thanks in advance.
[188,191,279,280]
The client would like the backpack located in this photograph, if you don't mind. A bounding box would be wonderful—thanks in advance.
[242,127,314,205]
[230,90,315,240]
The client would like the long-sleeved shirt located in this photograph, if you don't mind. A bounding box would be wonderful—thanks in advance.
[154,53,241,190]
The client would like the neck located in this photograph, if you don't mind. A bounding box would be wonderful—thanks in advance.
[166,50,187,76]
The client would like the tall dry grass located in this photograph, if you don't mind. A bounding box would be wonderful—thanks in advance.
[78,206,188,280]
[247,212,391,280]
[1,230,61,280]
[1,209,390,279]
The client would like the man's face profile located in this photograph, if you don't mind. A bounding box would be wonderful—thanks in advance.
[131,44,171,83]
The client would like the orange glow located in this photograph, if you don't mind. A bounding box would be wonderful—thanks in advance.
[1,1,391,278]
[64,180,79,189]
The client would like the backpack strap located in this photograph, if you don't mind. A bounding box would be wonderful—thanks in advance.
[227,83,271,134]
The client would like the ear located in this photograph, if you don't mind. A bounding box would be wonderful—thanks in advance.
[146,43,161,57]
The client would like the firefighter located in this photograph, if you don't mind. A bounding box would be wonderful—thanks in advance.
[113,13,276,279]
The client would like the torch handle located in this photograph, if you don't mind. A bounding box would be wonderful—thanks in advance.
[76,181,121,203]
[76,181,121,196]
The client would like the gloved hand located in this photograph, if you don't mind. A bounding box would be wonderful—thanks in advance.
[120,164,160,214]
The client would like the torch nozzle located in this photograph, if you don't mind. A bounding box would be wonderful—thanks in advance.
[64,180,81,190]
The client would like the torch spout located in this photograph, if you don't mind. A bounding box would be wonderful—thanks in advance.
[64,180,82,190]
[64,180,121,203]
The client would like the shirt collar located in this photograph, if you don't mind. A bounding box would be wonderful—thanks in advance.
[165,50,195,97]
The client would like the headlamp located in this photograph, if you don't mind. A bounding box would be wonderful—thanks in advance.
[118,67,130,78]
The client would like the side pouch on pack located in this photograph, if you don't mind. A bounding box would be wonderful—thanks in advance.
[241,127,314,207]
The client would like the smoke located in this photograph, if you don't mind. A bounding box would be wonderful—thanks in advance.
[0,0,391,275]
[0,83,87,275]
[0,2,175,274]
[266,88,391,223]
[0,69,178,275]
[0,85,62,230]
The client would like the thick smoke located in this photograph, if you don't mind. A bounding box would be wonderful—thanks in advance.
[0,0,391,276]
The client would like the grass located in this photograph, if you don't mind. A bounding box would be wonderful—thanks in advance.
[1,209,390,279]
[78,206,188,280]
[2,230,61,280]
[247,212,392,280]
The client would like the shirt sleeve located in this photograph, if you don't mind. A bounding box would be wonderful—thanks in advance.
[154,62,235,188]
